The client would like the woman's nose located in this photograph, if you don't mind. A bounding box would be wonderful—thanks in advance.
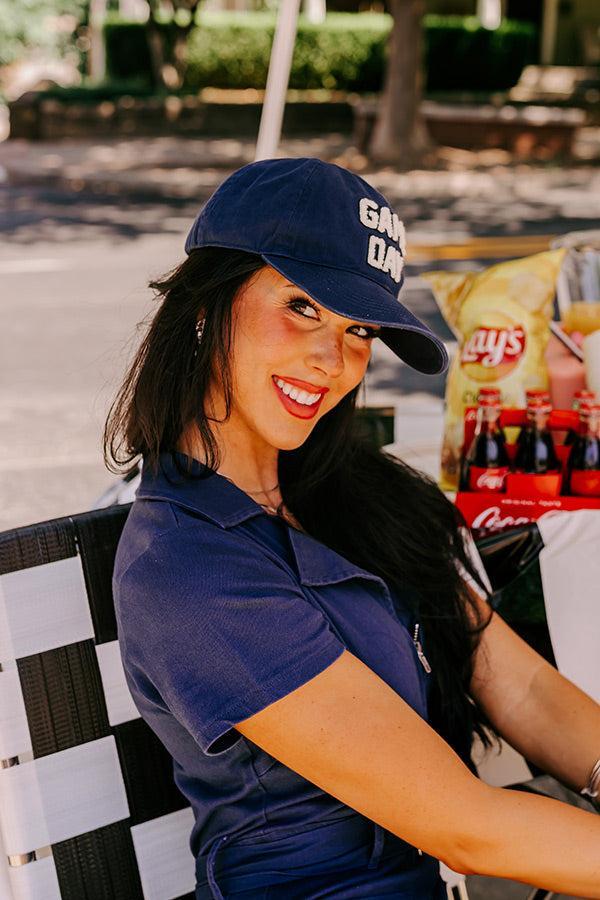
[306,331,345,379]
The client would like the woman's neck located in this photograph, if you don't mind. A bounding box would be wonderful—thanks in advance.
[177,422,306,532]
[177,421,281,506]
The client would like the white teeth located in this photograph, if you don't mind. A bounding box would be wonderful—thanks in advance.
[274,378,321,405]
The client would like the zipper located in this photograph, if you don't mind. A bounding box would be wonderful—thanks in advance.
[412,623,432,674]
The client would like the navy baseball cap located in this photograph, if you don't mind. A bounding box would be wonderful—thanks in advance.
[185,157,448,375]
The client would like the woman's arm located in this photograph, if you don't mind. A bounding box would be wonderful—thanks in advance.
[234,648,600,896]
[468,583,600,795]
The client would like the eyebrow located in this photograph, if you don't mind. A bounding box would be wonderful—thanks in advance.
[282,285,381,330]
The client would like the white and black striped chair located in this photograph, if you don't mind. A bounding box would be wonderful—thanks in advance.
[0,504,196,900]
[3,499,591,899]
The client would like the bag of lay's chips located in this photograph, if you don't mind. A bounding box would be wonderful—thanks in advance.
[423,249,567,491]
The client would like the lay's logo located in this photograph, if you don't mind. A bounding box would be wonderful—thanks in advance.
[460,324,526,381]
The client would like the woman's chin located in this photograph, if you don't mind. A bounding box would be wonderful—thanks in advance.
[265,421,317,452]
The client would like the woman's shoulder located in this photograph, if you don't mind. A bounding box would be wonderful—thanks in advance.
[113,496,295,599]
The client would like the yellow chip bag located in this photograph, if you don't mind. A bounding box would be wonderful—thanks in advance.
[423,248,566,491]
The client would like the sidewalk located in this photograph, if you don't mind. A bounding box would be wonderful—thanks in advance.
[2,129,600,204]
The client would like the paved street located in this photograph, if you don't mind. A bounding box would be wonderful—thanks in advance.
[1,145,599,898]
[3,154,600,532]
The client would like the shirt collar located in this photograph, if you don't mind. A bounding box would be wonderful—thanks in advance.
[136,451,394,600]
[136,450,264,528]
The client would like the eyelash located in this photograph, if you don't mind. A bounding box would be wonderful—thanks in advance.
[287,297,380,340]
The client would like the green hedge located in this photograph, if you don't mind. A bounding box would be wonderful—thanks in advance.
[185,12,387,92]
[104,12,538,93]
[425,15,539,91]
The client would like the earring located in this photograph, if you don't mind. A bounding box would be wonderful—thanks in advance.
[195,319,205,343]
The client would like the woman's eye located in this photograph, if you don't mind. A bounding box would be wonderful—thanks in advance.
[349,325,380,340]
[288,298,319,319]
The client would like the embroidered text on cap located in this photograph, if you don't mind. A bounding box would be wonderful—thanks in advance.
[358,198,406,285]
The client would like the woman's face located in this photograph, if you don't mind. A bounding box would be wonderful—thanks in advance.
[207,265,381,452]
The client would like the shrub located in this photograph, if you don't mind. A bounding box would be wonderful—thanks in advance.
[104,20,155,84]
[425,15,539,91]
[103,12,538,94]
[184,12,388,92]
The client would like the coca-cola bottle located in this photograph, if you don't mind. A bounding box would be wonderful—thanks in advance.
[460,397,509,492]
[525,388,550,402]
[514,399,560,474]
[478,388,506,441]
[564,390,596,446]
[565,403,600,497]
[516,389,550,450]
[478,387,501,403]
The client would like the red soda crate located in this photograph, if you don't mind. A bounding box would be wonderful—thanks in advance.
[455,406,600,535]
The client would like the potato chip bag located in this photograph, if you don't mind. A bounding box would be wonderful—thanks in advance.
[424,249,567,491]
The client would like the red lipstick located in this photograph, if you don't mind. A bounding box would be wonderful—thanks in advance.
[271,375,328,420]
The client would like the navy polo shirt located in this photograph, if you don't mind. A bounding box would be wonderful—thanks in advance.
[113,451,435,882]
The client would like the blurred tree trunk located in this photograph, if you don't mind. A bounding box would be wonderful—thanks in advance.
[88,0,107,81]
[145,0,201,91]
[367,0,432,168]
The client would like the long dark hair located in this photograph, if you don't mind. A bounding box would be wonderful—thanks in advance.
[104,246,499,770]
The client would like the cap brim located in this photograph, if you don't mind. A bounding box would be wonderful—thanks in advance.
[262,254,449,376]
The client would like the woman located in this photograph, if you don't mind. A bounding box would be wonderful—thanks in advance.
[107,158,600,899]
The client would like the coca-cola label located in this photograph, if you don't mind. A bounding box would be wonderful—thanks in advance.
[460,326,526,372]
[570,471,600,497]
[468,466,509,493]
[471,506,532,531]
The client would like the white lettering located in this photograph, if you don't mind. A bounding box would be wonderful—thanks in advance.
[359,198,379,229]
[396,252,405,283]
[471,507,532,530]
[475,471,506,491]
[367,235,386,270]
[461,327,526,367]
[377,205,394,240]
[393,215,406,253]
[361,200,406,282]
[505,328,526,356]
[382,242,398,278]
[484,330,508,367]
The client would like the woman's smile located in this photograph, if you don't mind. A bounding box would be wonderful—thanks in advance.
[271,375,329,420]
[202,265,377,454]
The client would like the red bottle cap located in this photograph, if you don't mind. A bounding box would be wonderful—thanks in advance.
[526,389,550,399]
[478,387,501,399]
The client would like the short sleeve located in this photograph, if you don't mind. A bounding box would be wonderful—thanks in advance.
[118,525,346,756]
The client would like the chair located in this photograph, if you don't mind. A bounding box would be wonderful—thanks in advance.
[0,505,196,900]
[0,405,403,899]
[1,499,593,898]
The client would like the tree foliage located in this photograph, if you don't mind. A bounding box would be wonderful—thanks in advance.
[0,0,86,67]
